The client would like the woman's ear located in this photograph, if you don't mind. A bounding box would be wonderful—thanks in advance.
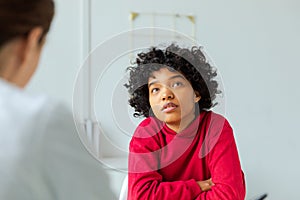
[22,26,44,63]
[194,91,201,103]
[11,27,45,87]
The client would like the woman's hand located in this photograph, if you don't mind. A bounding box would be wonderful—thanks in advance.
[197,178,215,192]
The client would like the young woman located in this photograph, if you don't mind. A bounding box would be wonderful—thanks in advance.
[125,44,246,199]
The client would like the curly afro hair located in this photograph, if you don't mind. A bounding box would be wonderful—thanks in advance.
[124,44,220,118]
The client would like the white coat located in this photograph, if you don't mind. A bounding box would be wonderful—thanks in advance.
[0,79,115,200]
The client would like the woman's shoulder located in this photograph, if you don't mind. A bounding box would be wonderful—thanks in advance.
[200,110,231,127]
[0,80,73,135]
[130,117,164,149]
[133,117,164,137]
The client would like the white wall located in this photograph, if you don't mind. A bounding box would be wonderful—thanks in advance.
[199,1,300,199]
[27,0,84,106]
[28,0,300,199]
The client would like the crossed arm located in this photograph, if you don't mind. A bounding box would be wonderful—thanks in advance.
[128,121,245,200]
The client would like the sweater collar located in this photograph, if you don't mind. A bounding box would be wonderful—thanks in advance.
[162,112,207,137]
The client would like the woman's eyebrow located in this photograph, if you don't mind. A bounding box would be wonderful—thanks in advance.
[148,74,185,87]
[148,74,157,87]
[148,80,157,88]
[168,74,185,81]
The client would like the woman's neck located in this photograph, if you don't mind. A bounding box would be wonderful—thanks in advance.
[166,113,197,133]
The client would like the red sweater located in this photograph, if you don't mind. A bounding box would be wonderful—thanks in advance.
[128,111,246,200]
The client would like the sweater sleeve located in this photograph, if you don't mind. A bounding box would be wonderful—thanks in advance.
[128,136,202,200]
[195,120,246,200]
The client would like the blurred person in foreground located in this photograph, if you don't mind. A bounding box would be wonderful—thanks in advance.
[0,0,115,199]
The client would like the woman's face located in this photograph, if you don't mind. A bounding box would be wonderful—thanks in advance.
[148,68,200,132]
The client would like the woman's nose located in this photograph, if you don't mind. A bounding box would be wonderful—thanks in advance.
[161,87,174,101]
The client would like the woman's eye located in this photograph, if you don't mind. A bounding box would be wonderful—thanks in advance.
[151,88,159,93]
[172,82,183,88]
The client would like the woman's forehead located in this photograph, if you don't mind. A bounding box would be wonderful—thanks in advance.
[149,68,182,79]
[148,68,188,86]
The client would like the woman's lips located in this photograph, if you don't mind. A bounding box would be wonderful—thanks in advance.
[162,102,178,113]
